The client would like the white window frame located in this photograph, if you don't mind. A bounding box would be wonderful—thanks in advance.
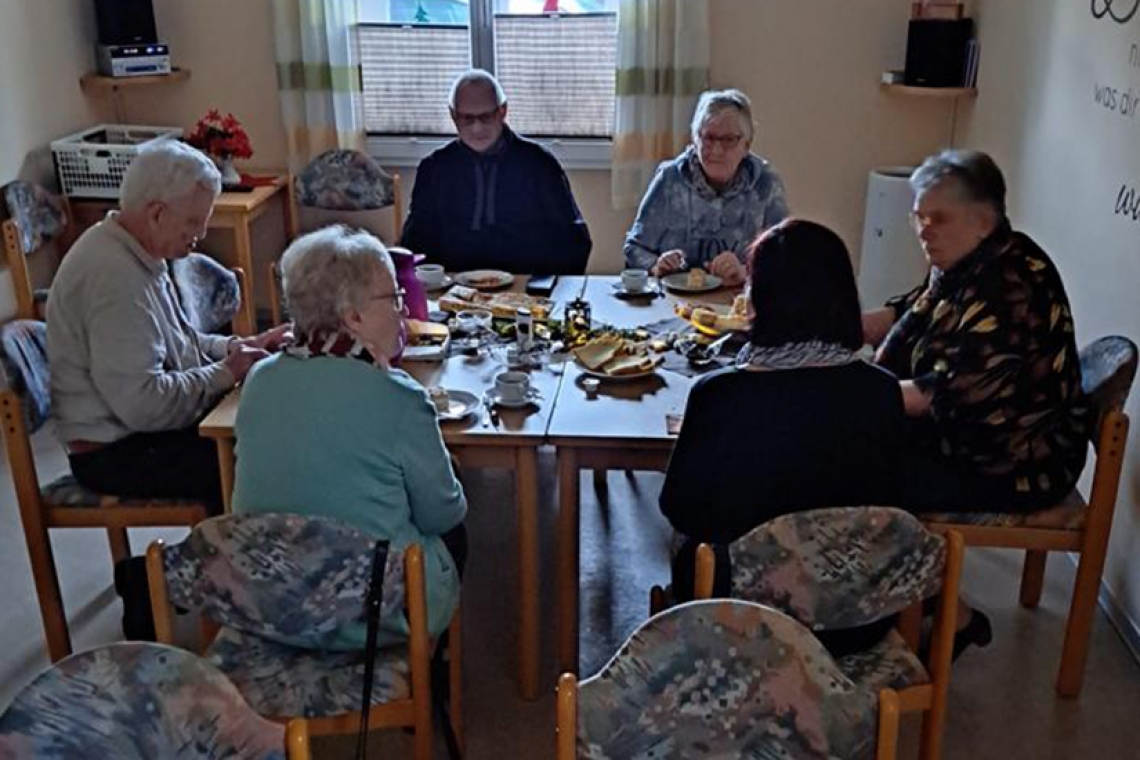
[362,0,615,171]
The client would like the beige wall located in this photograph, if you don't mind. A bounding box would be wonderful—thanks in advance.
[0,0,106,319]
[960,0,1140,644]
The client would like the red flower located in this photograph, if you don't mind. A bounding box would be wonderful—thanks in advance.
[187,110,254,160]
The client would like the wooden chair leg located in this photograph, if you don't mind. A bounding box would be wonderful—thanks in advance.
[557,674,578,760]
[1019,550,1047,609]
[877,689,901,760]
[107,527,131,566]
[898,601,923,653]
[23,523,72,662]
[1057,549,1107,698]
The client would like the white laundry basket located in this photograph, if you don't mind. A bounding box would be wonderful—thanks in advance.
[51,124,183,199]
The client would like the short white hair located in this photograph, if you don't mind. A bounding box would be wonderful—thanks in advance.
[690,89,754,143]
[449,69,507,109]
[280,225,395,336]
[119,138,221,211]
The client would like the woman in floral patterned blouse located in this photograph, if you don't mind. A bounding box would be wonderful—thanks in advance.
[864,150,1087,514]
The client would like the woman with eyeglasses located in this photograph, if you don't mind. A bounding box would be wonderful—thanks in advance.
[231,225,467,646]
[864,150,1088,516]
[622,89,789,286]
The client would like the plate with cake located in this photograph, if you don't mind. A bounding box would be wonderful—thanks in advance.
[660,267,723,293]
[428,387,480,421]
[454,269,514,290]
[674,294,751,336]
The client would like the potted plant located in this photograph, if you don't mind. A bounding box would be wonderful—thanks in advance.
[187,110,254,187]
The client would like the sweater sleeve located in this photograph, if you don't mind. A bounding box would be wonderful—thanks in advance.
[763,170,791,228]
[659,378,723,540]
[86,278,234,432]
[623,165,672,270]
[533,156,592,275]
[398,390,468,535]
[399,156,441,259]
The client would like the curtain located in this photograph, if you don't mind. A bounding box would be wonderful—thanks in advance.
[273,0,366,173]
[611,0,710,210]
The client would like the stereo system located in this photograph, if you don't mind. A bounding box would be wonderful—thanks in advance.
[904,18,974,88]
[92,0,171,78]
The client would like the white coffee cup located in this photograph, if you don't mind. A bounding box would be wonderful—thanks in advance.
[495,371,531,403]
[416,264,446,288]
[621,268,649,292]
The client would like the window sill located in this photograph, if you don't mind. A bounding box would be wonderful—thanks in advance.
[366,135,613,171]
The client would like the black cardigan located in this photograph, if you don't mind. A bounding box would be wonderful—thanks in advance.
[660,362,906,545]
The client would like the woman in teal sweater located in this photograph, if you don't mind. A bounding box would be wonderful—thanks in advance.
[232,225,467,645]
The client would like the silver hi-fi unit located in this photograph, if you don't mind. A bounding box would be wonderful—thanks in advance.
[96,43,172,78]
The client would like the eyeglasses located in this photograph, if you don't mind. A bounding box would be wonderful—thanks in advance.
[368,287,406,312]
[698,132,745,150]
[454,107,503,128]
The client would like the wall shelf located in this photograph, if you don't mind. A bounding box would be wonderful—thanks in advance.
[79,67,191,94]
[880,83,976,98]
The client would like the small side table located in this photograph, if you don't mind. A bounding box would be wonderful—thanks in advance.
[210,175,297,333]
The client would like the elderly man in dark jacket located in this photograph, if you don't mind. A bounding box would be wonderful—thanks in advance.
[400,69,592,275]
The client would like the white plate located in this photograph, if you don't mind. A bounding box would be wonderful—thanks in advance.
[661,272,724,293]
[455,270,514,290]
[435,389,480,421]
[418,274,455,292]
[575,357,663,382]
[484,387,541,409]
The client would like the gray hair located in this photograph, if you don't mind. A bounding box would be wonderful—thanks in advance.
[449,69,507,109]
[691,89,754,143]
[280,225,395,336]
[119,138,221,211]
[910,149,1007,218]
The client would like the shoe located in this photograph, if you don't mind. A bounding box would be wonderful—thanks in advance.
[951,608,993,661]
[113,556,156,641]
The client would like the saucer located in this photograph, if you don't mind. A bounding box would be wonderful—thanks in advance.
[418,275,455,292]
[485,388,541,409]
[611,282,659,299]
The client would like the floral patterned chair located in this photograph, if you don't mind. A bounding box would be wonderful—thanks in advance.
[170,252,251,336]
[691,507,963,760]
[0,641,310,759]
[557,599,894,760]
[0,319,211,664]
[145,512,462,760]
[272,150,403,324]
[924,335,1137,698]
[2,180,70,321]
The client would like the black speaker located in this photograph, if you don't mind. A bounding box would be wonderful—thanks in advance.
[904,19,974,87]
[93,0,158,45]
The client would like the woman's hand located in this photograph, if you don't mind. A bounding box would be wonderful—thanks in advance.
[651,249,686,277]
[709,251,746,286]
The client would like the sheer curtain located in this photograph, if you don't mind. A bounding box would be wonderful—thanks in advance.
[272,0,366,173]
[611,0,710,209]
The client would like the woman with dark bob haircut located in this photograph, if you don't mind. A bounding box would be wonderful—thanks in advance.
[659,219,906,651]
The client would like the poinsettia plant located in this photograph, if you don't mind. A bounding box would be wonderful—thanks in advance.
[187,110,254,160]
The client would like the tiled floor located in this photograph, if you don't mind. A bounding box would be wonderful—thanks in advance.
[2,437,1139,758]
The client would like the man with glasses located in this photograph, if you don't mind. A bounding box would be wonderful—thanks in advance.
[400,69,593,275]
[623,89,789,285]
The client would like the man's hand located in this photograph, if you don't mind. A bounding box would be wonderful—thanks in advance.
[223,345,271,383]
[709,251,746,287]
[651,249,686,277]
[235,323,293,353]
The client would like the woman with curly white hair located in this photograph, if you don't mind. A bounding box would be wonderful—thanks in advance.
[231,225,467,645]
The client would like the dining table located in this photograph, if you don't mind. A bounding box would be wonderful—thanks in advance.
[198,272,742,697]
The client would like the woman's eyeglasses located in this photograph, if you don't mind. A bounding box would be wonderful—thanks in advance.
[369,288,406,312]
[699,132,744,150]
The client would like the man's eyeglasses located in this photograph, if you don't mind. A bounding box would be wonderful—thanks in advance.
[369,288,406,312]
[699,132,744,150]
[454,107,503,128]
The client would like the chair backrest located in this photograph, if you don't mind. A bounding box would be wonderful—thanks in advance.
[1080,336,1138,438]
[729,506,946,631]
[295,149,394,211]
[169,253,242,334]
[160,512,405,649]
[0,642,286,760]
[2,181,69,321]
[577,599,879,760]
[0,319,49,434]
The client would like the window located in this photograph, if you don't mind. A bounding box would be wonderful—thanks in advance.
[358,1,618,139]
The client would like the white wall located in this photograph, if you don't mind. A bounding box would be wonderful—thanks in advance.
[0,0,106,319]
[962,0,1140,645]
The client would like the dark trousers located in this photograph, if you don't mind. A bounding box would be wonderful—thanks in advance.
[895,446,1068,514]
[69,427,225,516]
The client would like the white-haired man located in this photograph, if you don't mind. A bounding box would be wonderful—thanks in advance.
[47,139,286,514]
[400,69,592,275]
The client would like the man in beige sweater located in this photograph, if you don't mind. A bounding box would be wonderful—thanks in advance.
[47,139,285,514]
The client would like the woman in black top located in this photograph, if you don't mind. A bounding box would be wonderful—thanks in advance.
[660,220,906,641]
